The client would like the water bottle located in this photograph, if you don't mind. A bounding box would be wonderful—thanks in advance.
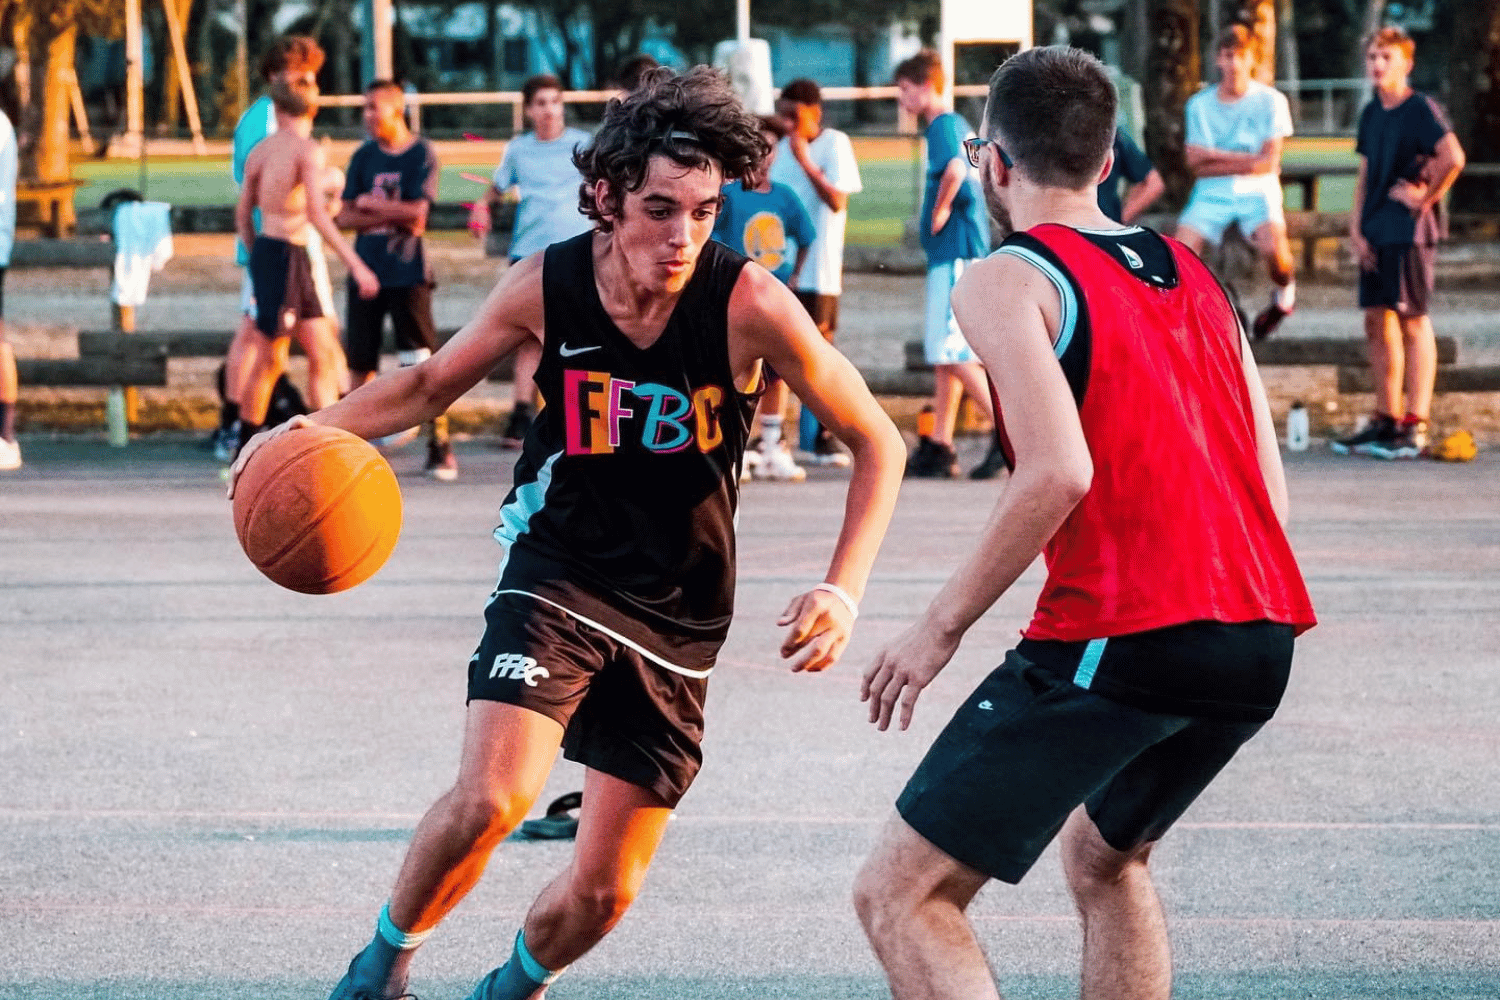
[1285,401,1309,452]
[106,388,129,448]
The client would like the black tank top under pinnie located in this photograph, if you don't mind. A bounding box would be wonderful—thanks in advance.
[491,232,757,677]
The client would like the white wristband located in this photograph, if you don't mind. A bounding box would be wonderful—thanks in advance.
[813,582,859,619]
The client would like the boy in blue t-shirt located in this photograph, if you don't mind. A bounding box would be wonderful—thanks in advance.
[894,49,995,480]
[1333,25,1465,460]
[712,115,817,481]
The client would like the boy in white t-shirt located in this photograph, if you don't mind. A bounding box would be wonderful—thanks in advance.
[1177,24,1297,340]
[769,77,863,466]
[472,75,594,447]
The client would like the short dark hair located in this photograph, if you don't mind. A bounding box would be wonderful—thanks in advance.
[983,47,1115,189]
[522,74,563,105]
[778,78,821,107]
[756,113,789,140]
[258,35,324,82]
[893,49,943,91]
[269,76,314,117]
[574,66,768,232]
[1216,23,1254,54]
[365,78,403,100]
[613,54,662,92]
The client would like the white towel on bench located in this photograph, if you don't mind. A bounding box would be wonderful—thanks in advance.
[111,201,174,307]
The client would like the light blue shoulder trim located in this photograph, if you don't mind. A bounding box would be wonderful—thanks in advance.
[993,244,1078,359]
[493,450,562,579]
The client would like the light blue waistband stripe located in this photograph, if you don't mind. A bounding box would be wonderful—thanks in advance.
[1073,638,1107,689]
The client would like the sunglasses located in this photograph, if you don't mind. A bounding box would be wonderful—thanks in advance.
[963,136,1012,169]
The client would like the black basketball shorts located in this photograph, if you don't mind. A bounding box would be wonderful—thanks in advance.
[896,644,1277,884]
[344,282,438,375]
[1358,241,1436,318]
[468,591,709,808]
[250,237,324,337]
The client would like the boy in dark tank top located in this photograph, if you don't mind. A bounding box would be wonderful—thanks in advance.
[229,65,905,1000]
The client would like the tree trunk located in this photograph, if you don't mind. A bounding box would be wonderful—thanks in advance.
[1144,0,1200,211]
[1447,0,1500,212]
[1275,0,1300,124]
[37,7,79,226]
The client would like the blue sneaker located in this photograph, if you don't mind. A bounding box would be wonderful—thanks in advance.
[328,951,418,1000]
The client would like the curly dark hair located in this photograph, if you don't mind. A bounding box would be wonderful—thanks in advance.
[574,65,768,232]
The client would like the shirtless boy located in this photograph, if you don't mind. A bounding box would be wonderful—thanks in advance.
[234,74,378,455]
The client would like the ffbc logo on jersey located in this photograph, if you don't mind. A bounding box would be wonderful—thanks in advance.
[562,368,727,455]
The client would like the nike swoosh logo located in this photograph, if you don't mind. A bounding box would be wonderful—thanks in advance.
[559,343,601,358]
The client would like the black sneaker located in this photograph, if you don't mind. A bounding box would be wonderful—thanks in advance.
[808,427,851,468]
[1331,413,1397,456]
[1366,418,1427,460]
[425,439,459,481]
[1251,302,1293,341]
[968,441,1009,480]
[905,437,959,479]
[499,403,532,450]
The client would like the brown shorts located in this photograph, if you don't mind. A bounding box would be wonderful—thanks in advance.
[467,591,708,807]
[250,237,324,337]
[1358,242,1435,318]
[794,290,839,342]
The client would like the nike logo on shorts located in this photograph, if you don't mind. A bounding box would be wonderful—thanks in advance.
[559,343,601,357]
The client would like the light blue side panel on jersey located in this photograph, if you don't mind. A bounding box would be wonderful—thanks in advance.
[492,450,562,583]
[994,244,1078,359]
[1073,637,1107,689]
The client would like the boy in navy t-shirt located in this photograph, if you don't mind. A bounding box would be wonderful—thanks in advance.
[1334,26,1465,459]
[713,115,817,481]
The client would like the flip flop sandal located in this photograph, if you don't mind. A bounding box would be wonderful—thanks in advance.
[512,791,582,841]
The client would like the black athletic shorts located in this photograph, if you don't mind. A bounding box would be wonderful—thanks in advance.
[0,266,8,319]
[1358,242,1435,317]
[344,282,438,375]
[468,591,709,807]
[897,622,1293,884]
[793,290,839,341]
[250,236,324,337]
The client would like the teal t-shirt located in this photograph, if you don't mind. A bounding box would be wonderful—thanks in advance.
[711,181,816,285]
[920,112,990,264]
[232,96,276,266]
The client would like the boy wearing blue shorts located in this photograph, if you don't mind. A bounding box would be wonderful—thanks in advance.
[1177,24,1297,341]
[894,49,995,479]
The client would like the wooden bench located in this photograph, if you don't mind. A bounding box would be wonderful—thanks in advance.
[16,336,168,388]
[17,179,86,237]
[73,327,517,380]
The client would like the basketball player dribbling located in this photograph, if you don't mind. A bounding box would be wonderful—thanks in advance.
[229,66,906,1000]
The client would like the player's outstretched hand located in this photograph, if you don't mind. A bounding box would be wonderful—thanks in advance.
[861,623,960,732]
[226,414,313,500]
[778,589,855,673]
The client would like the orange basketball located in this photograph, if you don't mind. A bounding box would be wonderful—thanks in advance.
[232,424,402,594]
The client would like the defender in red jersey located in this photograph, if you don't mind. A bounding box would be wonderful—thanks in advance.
[854,47,1316,1000]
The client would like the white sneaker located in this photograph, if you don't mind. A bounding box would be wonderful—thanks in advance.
[375,426,421,450]
[740,446,762,483]
[0,437,21,471]
[754,442,807,482]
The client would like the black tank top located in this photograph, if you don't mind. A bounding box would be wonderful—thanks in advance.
[492,232,757,677]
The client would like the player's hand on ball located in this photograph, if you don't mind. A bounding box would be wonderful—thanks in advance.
[778,589,854,673]
[226,414,312,499]
[861,624,960,731]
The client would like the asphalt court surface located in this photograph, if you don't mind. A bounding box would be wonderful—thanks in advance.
[2,437,1499,999]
